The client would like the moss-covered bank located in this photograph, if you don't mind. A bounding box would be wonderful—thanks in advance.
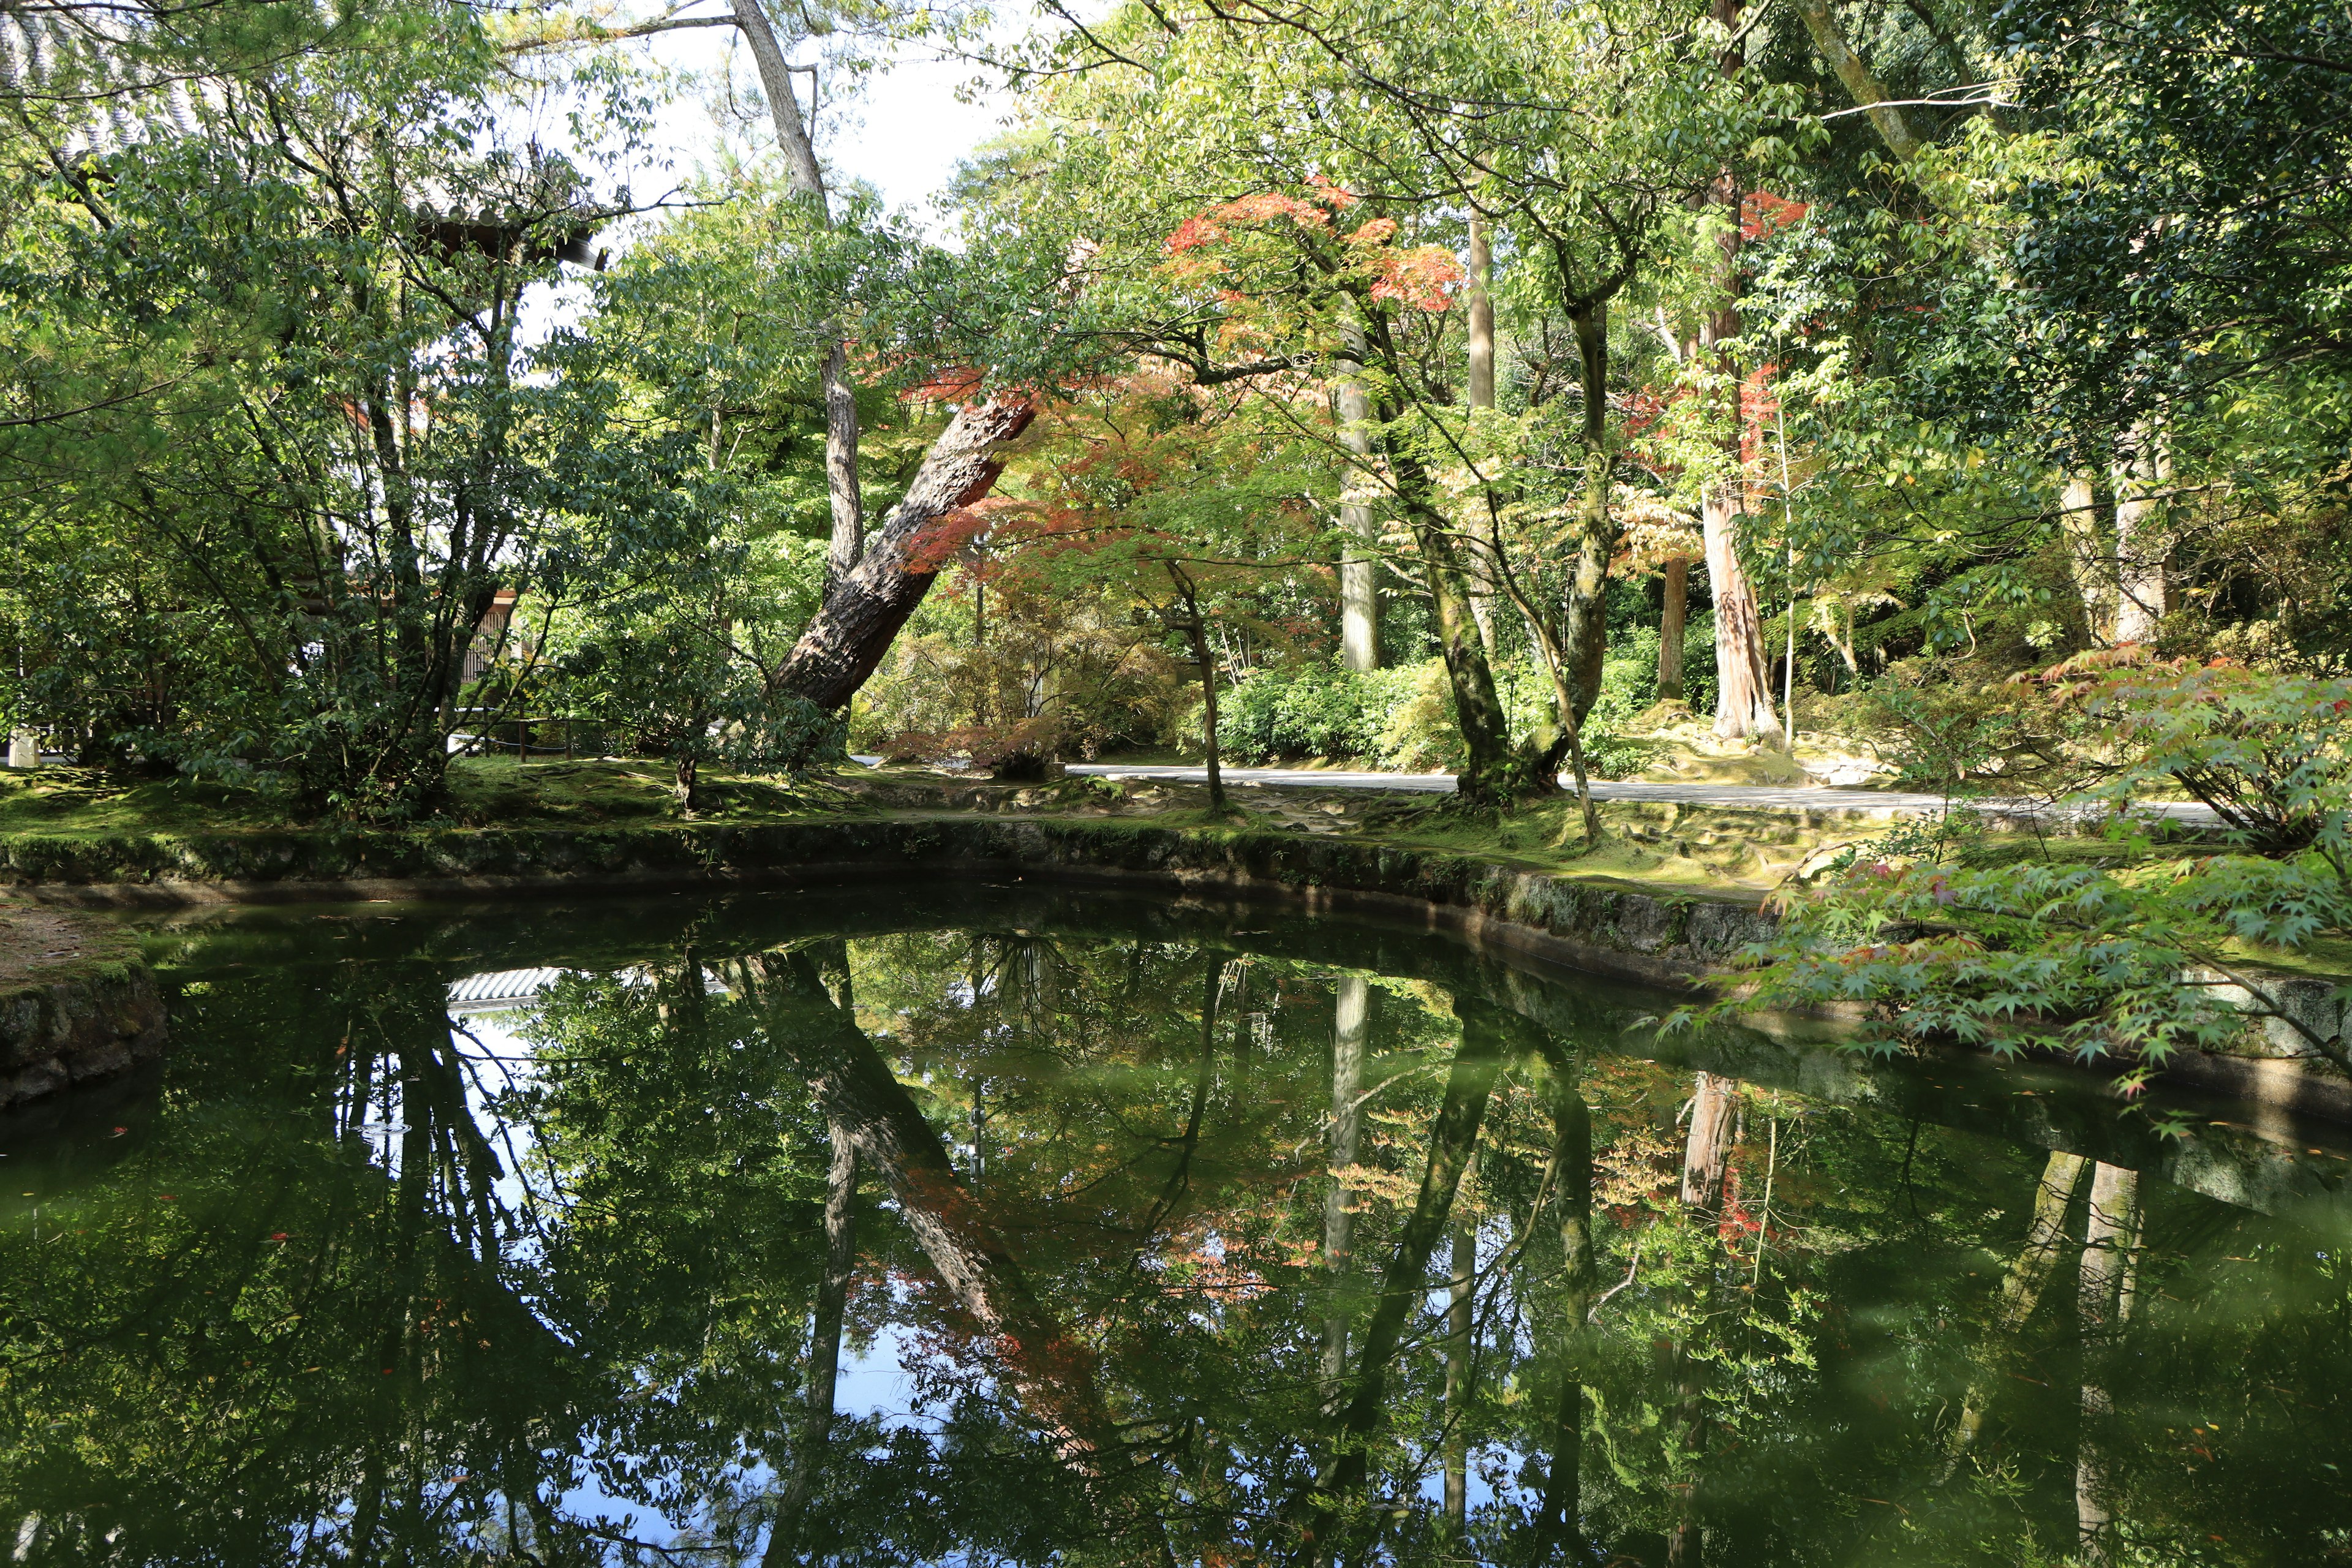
[2,763,2342,1120]
[0,905,167,1110]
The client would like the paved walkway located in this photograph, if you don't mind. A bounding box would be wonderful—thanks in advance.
[1055,762,2219,824]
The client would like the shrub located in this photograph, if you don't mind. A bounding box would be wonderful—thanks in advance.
[1215,655,1654,778]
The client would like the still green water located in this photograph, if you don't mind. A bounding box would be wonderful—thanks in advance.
[2,884,2350,1567]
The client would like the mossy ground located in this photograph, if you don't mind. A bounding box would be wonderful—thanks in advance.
[0,758,867,837]
[0,903,140,990]
[1,756,2338,979]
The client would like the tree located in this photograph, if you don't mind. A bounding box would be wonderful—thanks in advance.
[0,0,695,813]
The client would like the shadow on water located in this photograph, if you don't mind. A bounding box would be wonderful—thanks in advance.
[4,878,2350,1565]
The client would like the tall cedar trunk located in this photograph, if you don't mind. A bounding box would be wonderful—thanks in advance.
[2075,1163,2141,1567]
[1321,976,1370,1408]
[2111,427,2170,644]
[1700,0,1784,746]
[2059,472,2113,644]
[1335,325,1382,672]
[1461,216,1501,659]
[775,397,1035,711]
[1301,997,1504,1557]
[1697,276,1780,740]
[745,949,1123,1468]
[1945,1151,2089,1472]
[1659,558,1689,700]
[729,0,864,587]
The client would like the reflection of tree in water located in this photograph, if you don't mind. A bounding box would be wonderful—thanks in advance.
[8,916,2352,1566]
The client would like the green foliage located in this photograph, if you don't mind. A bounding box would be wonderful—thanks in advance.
[1689,662,2352,1082]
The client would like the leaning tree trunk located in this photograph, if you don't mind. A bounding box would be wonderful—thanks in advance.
[775,396,1036,711]
[744,948,1121,1467]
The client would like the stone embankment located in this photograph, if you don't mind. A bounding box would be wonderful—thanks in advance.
[0,905,168,1111]
[0,777,2340,1119]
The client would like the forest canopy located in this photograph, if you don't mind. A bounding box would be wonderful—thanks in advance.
[0,0,2346,813]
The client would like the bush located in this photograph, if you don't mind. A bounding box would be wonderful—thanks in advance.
[1215,654,1654,778]
[1218,663,1418,763]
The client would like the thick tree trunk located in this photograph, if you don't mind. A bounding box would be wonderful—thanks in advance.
[2059,472,2113,645]
[1392,452,1519,801]
[776,396,1035,711]
[1700,0,1784,747]
[1352,306,1524,799]
[821,342,864,589]
[731,0,864,587]
[1702,469,1781,742]
[1659,558,1689,701]
[1560,304,1615,728]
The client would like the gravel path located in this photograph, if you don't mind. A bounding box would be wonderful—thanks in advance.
[1053,762,2220,825]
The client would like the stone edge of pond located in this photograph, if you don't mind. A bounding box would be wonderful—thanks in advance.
[1,812,2345,1123]
[0,905,168,1114]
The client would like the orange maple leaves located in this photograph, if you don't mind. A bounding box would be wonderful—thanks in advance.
[1163,181,1464,314]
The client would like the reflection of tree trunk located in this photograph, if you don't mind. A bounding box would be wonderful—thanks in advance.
[1442,1145,1480,1545]
[1665,1069,1740,1567]
[2075,1163,2141,1567]
[767,1112,860,1566]
[1945,1150,2088,1471]
[744,949,1123,1468]
[1528,1069,1594,1564]
[1302,997,1506,1557]
[1321,976,1370,1408]
[1679,1072,1739,1213]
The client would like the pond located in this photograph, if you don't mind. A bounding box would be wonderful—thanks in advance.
[3,881,2350,1566]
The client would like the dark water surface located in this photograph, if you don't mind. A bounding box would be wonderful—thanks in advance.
[4,883,2351,1566]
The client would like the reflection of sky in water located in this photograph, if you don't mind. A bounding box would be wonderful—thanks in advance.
[442,997,940,1562]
